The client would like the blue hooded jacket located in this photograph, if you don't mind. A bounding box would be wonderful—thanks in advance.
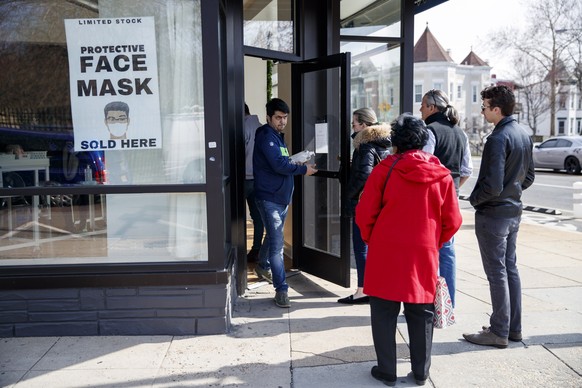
[253,123,307,205]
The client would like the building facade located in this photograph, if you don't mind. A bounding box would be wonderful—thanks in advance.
[533,81,582,138]
[412,26,492,148]
[0,0,448,337]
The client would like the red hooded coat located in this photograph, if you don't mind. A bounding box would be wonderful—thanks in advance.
[355,150,462,304]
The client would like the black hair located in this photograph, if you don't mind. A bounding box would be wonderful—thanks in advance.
[244,103,250,116]
[390,113,429,153]
[481,85,515,116]
[104,101,129,118]
[265,98,290,117]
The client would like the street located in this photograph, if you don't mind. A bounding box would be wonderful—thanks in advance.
[459,162,582,232]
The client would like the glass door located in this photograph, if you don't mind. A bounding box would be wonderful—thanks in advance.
[291,53,351,287]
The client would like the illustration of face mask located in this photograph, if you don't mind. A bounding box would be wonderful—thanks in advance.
[108,123,128,137]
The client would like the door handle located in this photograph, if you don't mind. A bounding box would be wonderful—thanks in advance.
[313,170,339,179]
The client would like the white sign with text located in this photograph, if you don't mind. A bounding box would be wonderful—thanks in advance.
[65,17,162,151]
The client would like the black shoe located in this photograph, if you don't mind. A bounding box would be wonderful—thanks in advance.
[247,249,259,263]
[371,366,396,386]
[337,294,370,304]
[407,371,428,386]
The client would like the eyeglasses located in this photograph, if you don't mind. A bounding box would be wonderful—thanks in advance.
[106,116,128,123]
[480,104,492,111]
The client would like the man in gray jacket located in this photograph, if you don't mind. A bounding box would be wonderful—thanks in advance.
[463,85,535,348]
[244,103,264,262]
[420,89,473,307]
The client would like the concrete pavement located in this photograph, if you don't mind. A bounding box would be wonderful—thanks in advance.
[1,206,581,387]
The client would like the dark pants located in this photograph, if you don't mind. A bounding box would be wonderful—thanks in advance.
[474,211,522,338]
[352,217,368,288]
[370,297,434,380]
[244,179,264,251]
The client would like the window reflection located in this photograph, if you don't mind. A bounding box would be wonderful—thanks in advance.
[342,41,401,123]
[0,0,209,264]
[0,193,208,264]
[340,0,401,38]
[243,0,294,53]
[0,0,206,187]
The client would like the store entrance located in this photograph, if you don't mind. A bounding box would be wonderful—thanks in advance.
[243,53,352,289]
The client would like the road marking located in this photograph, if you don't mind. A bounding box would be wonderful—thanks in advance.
[533,183,574,189]
[459,195,569,215]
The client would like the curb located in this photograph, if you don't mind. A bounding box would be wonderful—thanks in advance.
[458,195,562,215]
[522,205,562,215]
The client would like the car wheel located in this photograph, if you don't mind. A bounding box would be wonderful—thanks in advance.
[565,157,581,175]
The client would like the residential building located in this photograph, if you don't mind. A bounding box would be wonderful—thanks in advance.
[532,78,582,138]
[412,26,492,149]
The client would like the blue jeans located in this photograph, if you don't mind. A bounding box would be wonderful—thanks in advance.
[244,180,264,251]
[352,217,368,288]
[474,212,522,338]
[256,199,289,293]
[438,237,456,307]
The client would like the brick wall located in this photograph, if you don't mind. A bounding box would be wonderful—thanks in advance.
[0,283,230,337]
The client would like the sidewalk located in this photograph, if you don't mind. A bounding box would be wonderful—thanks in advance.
[1,207,581,387]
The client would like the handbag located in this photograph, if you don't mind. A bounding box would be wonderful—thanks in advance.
[433,276,455,329]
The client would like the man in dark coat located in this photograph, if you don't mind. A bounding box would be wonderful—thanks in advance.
[463,85,535,348]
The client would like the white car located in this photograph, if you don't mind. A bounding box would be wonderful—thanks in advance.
[532,136,582,174]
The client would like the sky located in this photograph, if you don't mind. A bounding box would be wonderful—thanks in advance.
[414,0,527,79]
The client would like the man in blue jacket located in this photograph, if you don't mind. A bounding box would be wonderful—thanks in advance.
[253,98,317,308]
[464,85,535,348]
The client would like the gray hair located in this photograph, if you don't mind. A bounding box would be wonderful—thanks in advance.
[423,89,459,125]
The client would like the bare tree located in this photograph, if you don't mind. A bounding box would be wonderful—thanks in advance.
[488,0,578,137]
[513,57,551,137]
[464,116,493,157]
[561,2,582,95]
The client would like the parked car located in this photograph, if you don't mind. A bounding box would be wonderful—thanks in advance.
[532,136,582,174]
[1,127,106,186]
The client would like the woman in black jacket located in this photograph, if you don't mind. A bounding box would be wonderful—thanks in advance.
[338,108,391,304]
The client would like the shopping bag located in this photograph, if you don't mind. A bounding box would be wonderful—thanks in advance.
[433,276,455,329]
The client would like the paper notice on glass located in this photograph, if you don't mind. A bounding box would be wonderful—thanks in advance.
[315,123,328,154]
[64,17,162,152]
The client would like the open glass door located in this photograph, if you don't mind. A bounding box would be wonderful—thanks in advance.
[291,53,351,287]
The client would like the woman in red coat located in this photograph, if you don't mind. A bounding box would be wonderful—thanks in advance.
[356,113,462,386]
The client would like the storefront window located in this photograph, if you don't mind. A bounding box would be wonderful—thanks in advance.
[340,0,401,38]
[342,41,401,123]
[243,0,294,53]
[1,0,209,264]
[0,0,205,187]
[0,193,208,265]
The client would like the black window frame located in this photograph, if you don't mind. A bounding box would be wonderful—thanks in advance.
[0,0,227,289]
[242,0,301,61]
